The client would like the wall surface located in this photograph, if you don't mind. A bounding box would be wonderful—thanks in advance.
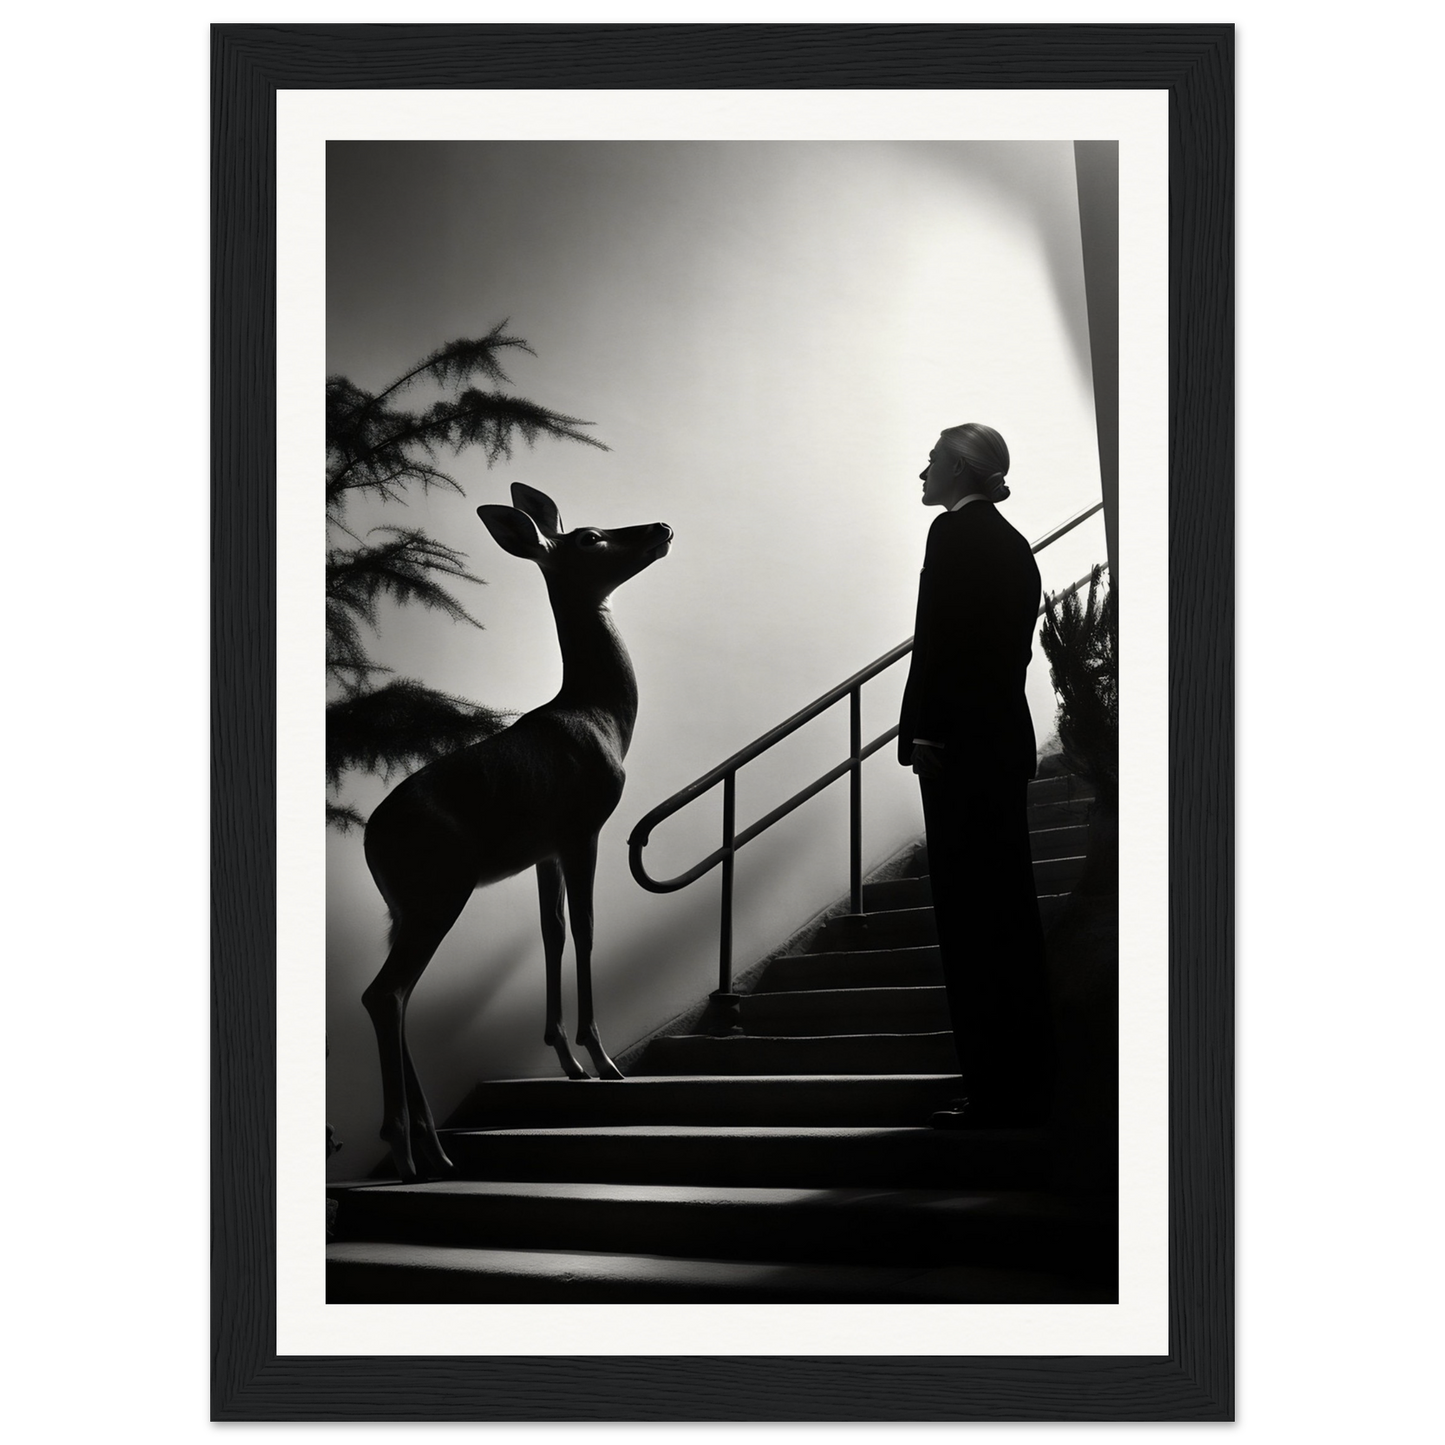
[325,140,1105,1178]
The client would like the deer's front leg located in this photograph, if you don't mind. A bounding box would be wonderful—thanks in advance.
[561,835,625,1081]
[537,857,588,1079]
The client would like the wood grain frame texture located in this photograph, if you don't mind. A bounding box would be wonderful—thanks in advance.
[212,22,1233,1421]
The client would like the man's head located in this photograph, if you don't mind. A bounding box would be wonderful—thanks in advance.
[919,423,1011,508]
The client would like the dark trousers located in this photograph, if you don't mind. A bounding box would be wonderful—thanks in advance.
[919,768,1055,1111]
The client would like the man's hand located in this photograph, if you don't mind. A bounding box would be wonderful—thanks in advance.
[910,742,945,779]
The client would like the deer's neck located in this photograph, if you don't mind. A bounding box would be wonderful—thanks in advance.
[545,579,639,751]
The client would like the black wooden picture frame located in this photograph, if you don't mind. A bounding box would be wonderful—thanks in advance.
[212,22,1232,1421]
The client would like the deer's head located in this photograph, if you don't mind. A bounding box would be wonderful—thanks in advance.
[478,484,671,605]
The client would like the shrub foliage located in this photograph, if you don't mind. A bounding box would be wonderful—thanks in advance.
[1039,564,1117,813]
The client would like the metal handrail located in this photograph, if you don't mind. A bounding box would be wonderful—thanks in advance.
[626,499,1105,1002]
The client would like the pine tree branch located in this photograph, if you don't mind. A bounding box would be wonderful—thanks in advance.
[326,800,367,833]
[326,458,463,514]
[326,680,516,786]
[326,528,487,636]
[365,326,534,407]
[326,390,607,496]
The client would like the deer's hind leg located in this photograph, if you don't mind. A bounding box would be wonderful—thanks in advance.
[560,835,625,1080]
[400,1040,455,1178]
[362,887,468,1181]
[537,857,589,1079]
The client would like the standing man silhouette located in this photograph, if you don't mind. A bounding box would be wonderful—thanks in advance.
[898,423,1054,1127]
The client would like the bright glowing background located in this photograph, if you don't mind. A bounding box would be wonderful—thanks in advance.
[325,140,1105,1178]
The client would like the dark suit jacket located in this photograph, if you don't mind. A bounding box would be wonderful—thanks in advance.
[897,501,1041,779]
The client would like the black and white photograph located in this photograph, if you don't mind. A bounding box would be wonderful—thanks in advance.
[318,133,1131,1310]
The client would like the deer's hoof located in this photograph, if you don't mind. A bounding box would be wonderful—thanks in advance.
[412,1130,456,1178]
[556,1052,591,1081]
[580,1030,624,1080]
[381,1120,418,1183]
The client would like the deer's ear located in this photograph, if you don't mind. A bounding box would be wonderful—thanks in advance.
[478,504,550,561]
[509,483,563,538]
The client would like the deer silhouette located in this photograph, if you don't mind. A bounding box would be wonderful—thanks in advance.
[360,483,672,1182]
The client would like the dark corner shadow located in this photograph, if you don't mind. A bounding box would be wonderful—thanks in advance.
[897,140,1096,399]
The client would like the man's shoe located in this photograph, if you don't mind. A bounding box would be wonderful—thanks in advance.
[929,1094,1050,1129]
[929,1096,972,1129]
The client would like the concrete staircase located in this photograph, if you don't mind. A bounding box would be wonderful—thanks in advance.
[327,771,1116,1304]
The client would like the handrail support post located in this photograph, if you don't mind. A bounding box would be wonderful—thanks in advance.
[849,686,863,916]
[706,771,743,1036]
[718,771,736,997]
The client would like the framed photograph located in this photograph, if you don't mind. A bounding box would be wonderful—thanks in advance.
[214,23,1231,1420]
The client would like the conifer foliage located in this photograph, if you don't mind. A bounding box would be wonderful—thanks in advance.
[326,326,607,830]
[1039,565,1117,813]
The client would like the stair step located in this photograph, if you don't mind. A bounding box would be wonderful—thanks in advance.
[895,782,1093,876]
[912,823,1089,874]
[1038,893,1070,928]
[1027,797,1095,830]
[809,890,1074,954]
[1035,854,1089,891]
[634,1030,959,1076]
[397,1123,1049,1188]
[862,874,933,910]
[1030,824,1091,862]
[754,946,944,993]
[849,884,1069,930]
[328,1179,1104,1273]
[1027,774,1095,806]
[864,851,1085,913]
[738,985,950,1036]
[448,1073,964,1129]
[327,1239,1114,1304]
[812,907,938,953]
